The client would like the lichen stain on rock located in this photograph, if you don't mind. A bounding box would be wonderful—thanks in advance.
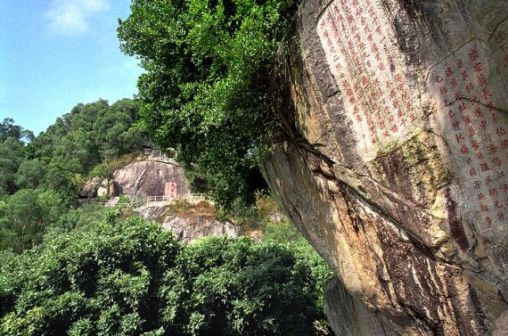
[372,149,415,203]
[444,187,470,251]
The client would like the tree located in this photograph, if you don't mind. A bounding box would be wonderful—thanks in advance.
[20,98,145,195]
[160,237,331,335]
[0,138,24,195]
[118,0,298,208]
[15,159,48,189]
[0,188,67,252]
[94,99,145,159]
[44,157,83,198]
[0,218,332,335]
[0,118,33,143]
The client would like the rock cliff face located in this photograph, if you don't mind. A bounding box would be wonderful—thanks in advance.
[162,216,242,244]
[114,159,190,198]
[136,204,242,244]
[263,0,508,334]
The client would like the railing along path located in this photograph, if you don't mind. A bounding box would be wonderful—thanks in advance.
[82,195,207,208]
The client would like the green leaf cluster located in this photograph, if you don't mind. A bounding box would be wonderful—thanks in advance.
[0,189,67,253]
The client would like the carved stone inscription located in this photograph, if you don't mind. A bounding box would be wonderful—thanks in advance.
[429,37,508,232]
[165,181,178,198]
[317,0,423,159]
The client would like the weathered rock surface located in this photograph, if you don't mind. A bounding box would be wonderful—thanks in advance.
[162,216,242,244]
[263,0,508,335]
[135,202,242,243]
[113,159,190,198]
[80,176,102,198]
[136,205,170,221]
[81,177,117,198]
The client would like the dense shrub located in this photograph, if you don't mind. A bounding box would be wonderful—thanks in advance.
[0,217,332,335]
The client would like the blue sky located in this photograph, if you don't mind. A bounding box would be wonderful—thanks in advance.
[0,0,143,135]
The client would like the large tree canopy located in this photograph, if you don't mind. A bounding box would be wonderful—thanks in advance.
[118,0,297,208]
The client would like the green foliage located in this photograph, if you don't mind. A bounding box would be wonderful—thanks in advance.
[88,162,113,179]
[0,118,33,143]
[49,205,115,234]
[14,159,48,189]
[0,217,178,336]
[0,218,332,335]
[0,99,144,199]
[118,0,298,209]
[161,237,331,335]
[0,118,32,195]
[0,188,68,253]
[94,99,145,158]
[118,195,131,204]
[0,100,149,252]
[0,138,24,195]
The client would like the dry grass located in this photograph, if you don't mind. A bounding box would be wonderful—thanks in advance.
[163,199,217,220]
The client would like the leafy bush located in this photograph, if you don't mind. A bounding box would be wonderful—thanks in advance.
[118,195,131,204]
[0,218,332,335]
[0,218,179,336]
[161,237,332,335]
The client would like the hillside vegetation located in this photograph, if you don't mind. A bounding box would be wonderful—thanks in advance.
[1,102,333,335]
[1,216,331,335]
[0,100,144,252]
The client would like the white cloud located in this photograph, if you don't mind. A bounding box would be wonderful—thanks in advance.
[45,0,110,35]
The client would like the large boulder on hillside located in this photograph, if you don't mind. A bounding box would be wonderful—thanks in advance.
[162,216,242,244]
[262,0,508,335]
[80,176,102,198]
[81,177,117,199]
[113,160,190,198]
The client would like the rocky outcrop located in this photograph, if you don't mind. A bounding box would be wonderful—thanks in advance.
[162,216,242,244]
[80,177,117,198]
[80,177,103,198]
[136,205,170,221]
[113,159,190,198]
[263,0,508,335]
[135,203,242,243]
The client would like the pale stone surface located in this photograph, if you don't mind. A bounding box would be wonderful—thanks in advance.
[81,178,117,198]
[135,203,242,244]
[97,186,108,197]
[113,160,190,198]
[80,176,102,198]
[136,204,170,220]
[263,0,508,334]
[162,216,242,244]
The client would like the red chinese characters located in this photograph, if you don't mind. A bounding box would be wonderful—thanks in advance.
[317,0,420,149]
[437,43,507,227]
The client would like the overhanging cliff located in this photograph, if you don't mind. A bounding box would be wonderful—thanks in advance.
[263,0,508,334]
